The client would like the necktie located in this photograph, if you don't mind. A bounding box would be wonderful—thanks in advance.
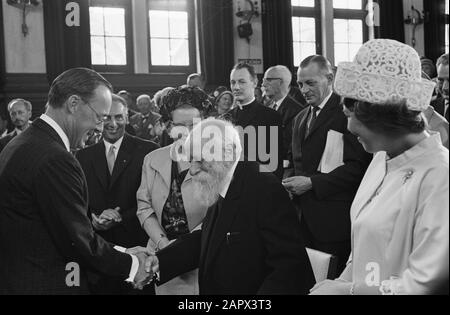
[107,145,116,175]
[272,102,278,111]
[306,106,320,138]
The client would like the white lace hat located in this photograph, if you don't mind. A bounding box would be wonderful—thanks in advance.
[334,39,436,112]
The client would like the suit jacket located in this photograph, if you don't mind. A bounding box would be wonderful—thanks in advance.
[431,97,446,119]
[228,100,284,179]
[0,119,132,295]
[277,95,307,162]
[156,161,316,295]
[0,130,18,153]
[76,134,159,248]
[291,94,372,243]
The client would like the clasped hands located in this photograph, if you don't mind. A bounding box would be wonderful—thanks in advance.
[125,247,160,290]
[282,176,313,197]
[92,207,122,231]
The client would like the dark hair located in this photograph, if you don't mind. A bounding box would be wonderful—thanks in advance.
[159,86,213,122]
[48,68,113,109]
[437,53,449,68]
[344,98,426,135]
[112,94,128,108]
[233,62,257,81]
[299,55,333,75]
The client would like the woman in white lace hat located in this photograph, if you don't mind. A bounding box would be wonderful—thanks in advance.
[310,39,449,295]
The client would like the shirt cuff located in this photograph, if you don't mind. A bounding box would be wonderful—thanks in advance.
[114,246,139,283]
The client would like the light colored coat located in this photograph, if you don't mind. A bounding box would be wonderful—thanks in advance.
[137,144,208,295]
[342,134,449,294]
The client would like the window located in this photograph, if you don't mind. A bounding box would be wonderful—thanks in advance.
[148,0,196,73]
[291,0,322,65]
[89,0,133,73]
[446,0,449,53]
[333,0,368,65]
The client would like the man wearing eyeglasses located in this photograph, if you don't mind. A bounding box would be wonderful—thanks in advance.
[262,66,307,177]
[0,68,156,294]
[77,94,159,294]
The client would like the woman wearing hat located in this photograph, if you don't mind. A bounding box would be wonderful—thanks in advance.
[212,86,234,116]
[310,39,449,295]
[136,87,213,295]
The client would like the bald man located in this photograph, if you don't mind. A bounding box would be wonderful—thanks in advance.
[262,66,307,172]
[0,99,32,153]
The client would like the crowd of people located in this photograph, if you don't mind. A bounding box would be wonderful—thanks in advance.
[0,39,448,295]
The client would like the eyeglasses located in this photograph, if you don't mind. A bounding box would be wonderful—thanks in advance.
[262,77,282,83]
[84,100,109,124]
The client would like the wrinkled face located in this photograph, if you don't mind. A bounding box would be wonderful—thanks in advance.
[217,94,233,114]
[9,102,31,130]
[437,64,449,101]
[343,105,383,154]
[71,85,112,150]
[262,69,282,98]
[297,63,332,107]
[188,137,233,207]
[137,98,152,114]
[230,68,257,104]
[103,100,128,144]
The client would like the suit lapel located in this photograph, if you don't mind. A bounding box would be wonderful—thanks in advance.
[305,94,340,140]
[109,135,133,188]
[201,163,246,276]
[91,141,109,191]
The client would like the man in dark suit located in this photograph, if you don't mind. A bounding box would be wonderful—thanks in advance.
[0,98,32,153]
[147,119,315,295]
[283,55,371,274]
[77,94,159,294]
[227,63,284,179]
[432,53,449,122]
[262,65,307,175]
[0,68,152,294]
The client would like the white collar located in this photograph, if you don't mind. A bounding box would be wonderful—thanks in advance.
[314,91,333,112]
[14,128,23,135]
[104,136,124,158]
[274,94,288,110]
[219,159,240,198]
[236,97,256,110]
[40,114,70,152]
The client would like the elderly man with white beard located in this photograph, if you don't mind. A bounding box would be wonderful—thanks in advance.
[147,118,315,295]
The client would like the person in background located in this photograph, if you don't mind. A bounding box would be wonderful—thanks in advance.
[285,55,371,274]
[136,86,212,295]
[187,73,206,90]
[0,99,33,153]
[431,54,449,122]
[0,113,8,138]
[311,39,448,295]
[77,94,159,294]
[212,86,234,116]
[117,90,138,136]
[130,95,162,142]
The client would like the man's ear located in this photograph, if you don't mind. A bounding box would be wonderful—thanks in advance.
[326,73,334,85]
[66,95,81,114]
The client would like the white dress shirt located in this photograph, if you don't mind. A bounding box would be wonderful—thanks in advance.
[104,136,124,160]
[272,94,288,111]
[40,114,139,283]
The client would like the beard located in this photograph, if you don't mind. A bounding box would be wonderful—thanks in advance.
[192,161,233,208]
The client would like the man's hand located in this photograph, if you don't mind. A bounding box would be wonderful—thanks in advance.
[282,176,313,196]
[126,246,153,256]
[133,252,153,290]
[145,254,159,276]
[99,207,122,223]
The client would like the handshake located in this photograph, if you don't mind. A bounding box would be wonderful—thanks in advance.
[125,247,160,290]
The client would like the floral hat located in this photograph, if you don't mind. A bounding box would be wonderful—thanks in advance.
[334,39,436,112]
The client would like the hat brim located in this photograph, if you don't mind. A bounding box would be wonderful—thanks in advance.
[334,62,436,112]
